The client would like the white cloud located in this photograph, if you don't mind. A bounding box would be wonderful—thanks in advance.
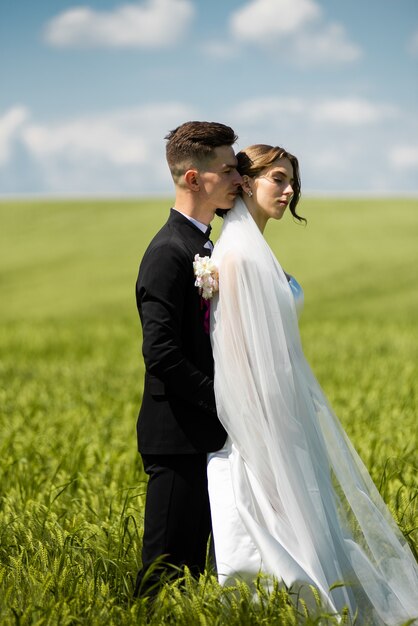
[0,106,29,165]
[312,98,396,125]
[227,0,361,66]
[21,104,194,165]
[231,97,305,124]
[231,0,320,42]
[44,0,195,48]
[292,23,361,65]
[389,146,418,170]
[200,40,239,59]
[231,96,395,127]
[408,30,418,56]
[1,99,416,195]
[23,114,146,166]
[305,149,349,173]
[12,103,196,193]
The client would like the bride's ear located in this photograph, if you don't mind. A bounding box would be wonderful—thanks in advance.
[242,176,253,198]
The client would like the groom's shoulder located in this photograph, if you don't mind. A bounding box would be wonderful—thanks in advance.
[141,219,190,265]
[138,225,193,291]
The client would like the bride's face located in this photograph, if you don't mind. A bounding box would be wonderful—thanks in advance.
[250,157,294,227]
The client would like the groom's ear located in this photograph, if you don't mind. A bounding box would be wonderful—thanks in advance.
[184,169,200,191]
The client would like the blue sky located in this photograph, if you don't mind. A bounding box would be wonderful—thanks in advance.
[1,0,417,195]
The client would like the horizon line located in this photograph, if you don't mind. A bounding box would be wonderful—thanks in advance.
[1,190,418,201]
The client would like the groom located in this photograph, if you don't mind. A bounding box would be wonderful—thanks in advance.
[134,121,242,595]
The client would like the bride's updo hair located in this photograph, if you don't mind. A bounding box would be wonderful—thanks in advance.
[221,144,305,223]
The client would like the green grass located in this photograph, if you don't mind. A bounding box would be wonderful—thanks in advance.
[0,197,417,625]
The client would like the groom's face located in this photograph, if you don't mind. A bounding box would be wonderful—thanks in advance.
[198,145,242,210]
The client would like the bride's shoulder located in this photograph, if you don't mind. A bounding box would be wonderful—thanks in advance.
[216,247,262,282]
[215,245,246,267]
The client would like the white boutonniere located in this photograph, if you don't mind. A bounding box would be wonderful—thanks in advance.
[193,254,219,300]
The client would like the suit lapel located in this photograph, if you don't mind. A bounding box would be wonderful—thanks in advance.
[168,208,211,256]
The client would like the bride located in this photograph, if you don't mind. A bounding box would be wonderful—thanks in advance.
[206,144,418,624]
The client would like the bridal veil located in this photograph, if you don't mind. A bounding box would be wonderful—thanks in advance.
[209,198,418,625]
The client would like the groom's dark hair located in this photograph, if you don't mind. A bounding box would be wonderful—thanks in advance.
[165,121,238,183]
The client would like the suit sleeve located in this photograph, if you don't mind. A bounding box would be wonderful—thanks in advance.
[137,241,216,415]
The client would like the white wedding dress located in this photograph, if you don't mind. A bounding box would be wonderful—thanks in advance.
[207,198,418,625]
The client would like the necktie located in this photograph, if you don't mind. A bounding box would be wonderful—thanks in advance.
[204,224,213,250]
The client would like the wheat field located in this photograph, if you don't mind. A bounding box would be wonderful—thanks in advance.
[0,197,417,624]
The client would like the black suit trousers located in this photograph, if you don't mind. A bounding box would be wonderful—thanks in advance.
[135,453,211,596]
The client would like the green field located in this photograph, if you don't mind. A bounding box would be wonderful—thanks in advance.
[1,197,417,625]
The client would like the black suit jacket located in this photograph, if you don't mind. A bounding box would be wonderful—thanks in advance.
[136,209,227,454]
